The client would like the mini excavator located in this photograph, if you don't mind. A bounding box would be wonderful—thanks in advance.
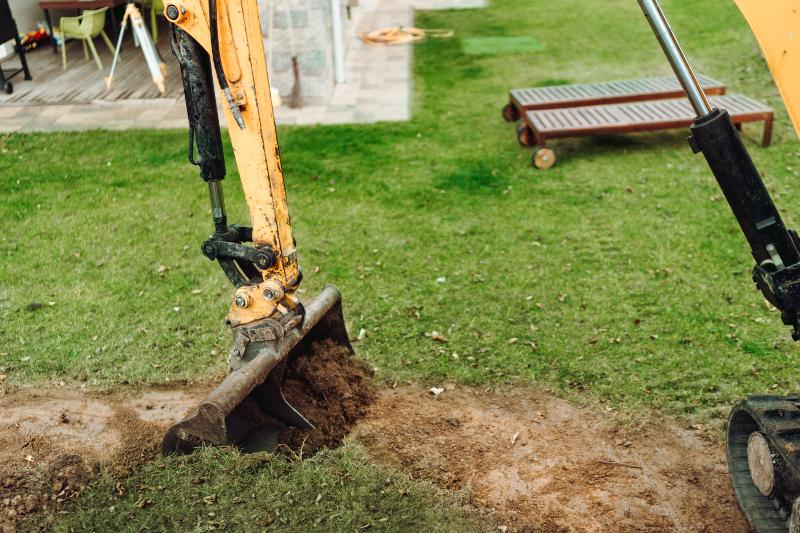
[158,0,354,454]
[638,1,800,531]
[144,0,800,528]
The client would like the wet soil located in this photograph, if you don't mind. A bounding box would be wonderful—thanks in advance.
[279,341,376,453]
[354,386,750,533]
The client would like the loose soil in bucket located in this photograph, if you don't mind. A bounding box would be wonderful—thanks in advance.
[278,340,376,453]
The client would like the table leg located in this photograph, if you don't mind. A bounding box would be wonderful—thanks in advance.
[109,6,119,42]
[45,9,58,54]
[762,113,774,148]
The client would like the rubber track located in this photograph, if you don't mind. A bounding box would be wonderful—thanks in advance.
[728,395,800,532]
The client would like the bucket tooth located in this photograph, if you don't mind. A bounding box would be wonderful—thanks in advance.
[162,285,353,455]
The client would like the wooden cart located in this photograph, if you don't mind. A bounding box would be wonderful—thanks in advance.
[502,74,726,122]
[517,94,773,169]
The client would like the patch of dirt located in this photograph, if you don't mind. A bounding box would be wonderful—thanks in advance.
[1,371,750,532]
[0,344,376,531]
[279,341,376,453]
[354,386,749,533]
[0,386,208,531]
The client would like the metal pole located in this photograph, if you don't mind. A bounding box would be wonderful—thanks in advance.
[329,0,345,84]
[637,0,713,117]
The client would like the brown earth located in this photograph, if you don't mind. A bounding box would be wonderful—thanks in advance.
[279,341,376,453]
[1,371,751,533]
[353,386,750,533]
[0,386,210,532]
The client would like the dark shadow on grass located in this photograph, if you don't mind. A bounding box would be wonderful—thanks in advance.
[434,161,509,194]
[543,131,699,167]
[535,78,573,87]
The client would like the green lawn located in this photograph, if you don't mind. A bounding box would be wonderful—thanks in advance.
[2,0,799,528]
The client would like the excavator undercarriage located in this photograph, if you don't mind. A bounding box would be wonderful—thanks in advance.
[728,397,800,532]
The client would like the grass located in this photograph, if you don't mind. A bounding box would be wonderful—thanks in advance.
[2,0,799,420]
[3,0,800,528]
[44,444,487,532]
[461,36,544,56]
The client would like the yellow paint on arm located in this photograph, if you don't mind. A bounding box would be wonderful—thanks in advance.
[735,0,800,138]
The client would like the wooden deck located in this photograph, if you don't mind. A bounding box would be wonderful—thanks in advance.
[0,23,182,105]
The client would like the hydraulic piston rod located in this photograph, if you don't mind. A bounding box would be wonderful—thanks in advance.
[638,0,800,277]
[638,0,712,117]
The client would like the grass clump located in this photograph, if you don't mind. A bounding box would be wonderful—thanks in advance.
[45,443,489,532]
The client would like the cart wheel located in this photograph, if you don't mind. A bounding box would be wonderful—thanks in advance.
[516,123,534,147]
[532,146,556,170]
[4,82,12,95]
[502,102,519,122]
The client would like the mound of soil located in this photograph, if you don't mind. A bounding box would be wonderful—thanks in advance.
[279,340,376,453]
[0,387,208,531]
[354,386,749,533]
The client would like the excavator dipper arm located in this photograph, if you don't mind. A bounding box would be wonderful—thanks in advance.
[161,0,354,454]
[167,0,300,328]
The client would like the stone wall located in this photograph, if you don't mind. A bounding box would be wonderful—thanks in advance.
[260,0,351,105]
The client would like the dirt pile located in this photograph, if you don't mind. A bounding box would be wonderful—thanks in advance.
[1,450,96,533]
[0,387,207,531]
[354,386,749,533]
[279,341,376,453]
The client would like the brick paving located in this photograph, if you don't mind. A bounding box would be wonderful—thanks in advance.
[0,0,486,133]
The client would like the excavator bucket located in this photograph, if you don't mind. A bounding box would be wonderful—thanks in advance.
[162,285,352,454]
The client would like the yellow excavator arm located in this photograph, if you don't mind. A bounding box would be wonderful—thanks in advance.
[160,0,355,454]
[735,0,800,138]
[167,0,299,328]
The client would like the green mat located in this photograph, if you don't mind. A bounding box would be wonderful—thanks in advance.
[461,36,544,56]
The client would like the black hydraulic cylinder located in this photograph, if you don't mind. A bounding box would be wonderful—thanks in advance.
[690,109,800,268]
[170,26,226,183]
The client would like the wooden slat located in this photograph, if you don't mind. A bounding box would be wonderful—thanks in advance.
[522,94,773,147]
[525,95,769,134]
[509,74,726,112]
